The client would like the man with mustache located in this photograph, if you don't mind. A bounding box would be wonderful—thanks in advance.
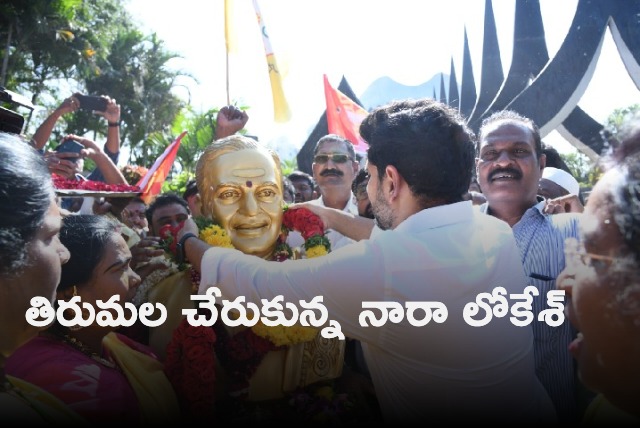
[294,110,589,423]
[475,110,587,424]
[177,99,557,424]
[308,134,360,250]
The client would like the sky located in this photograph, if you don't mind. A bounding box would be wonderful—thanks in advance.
[124,0,640,161]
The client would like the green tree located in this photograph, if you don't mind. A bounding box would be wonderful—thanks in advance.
[1,0,190,167]
[68,30,189,162]
[162,170,191,196]
[604,104,640,139]
[169,106,219,175]
[0,0,123,106]
[280,158,298,176]
[560,151,597,187]
[560,104,640,191]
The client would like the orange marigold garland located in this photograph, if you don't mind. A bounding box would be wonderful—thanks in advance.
[163,207,331,400]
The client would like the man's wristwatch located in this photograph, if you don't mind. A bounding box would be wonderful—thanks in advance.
[176,232,197,264]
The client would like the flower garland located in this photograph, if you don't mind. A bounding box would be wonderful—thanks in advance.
[281,206,330,257]
[194,206,330,261]
[162,207,331,401]
[164,317,217,420]
[120,164,149,186]
[193,206,331,346]
[131,257,180,307]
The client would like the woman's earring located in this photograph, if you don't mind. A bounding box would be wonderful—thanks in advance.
[67,286,85,331]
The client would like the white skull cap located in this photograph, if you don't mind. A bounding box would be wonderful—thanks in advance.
[541,167,580,196]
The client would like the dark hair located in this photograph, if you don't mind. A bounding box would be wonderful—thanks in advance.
[0,132,54,275]
[58,215,121,290]
[313,134,356,160]
[542,143,571,172]
[145,193,190,226]
[477,110,543,158]
[613,153,640,262]
[282,176,295,203]
[359,98,475,205]
[542,143,585,204]
[183,179,198,199]
[351,168,369,194]
[288,170,314,188]
[129,196,146,206]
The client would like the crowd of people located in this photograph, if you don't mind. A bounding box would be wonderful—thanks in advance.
[1,92,638,425]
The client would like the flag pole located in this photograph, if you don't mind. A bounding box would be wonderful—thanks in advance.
[224,0,231,105]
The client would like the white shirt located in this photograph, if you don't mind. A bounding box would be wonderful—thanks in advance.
[199,201,556,424]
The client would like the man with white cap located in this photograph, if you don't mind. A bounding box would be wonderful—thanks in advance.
[538,167,580,199]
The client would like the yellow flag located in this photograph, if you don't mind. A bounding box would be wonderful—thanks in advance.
[252,0,291,122]
[224,0,238,53]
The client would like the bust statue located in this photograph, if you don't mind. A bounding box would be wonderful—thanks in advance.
[147,135,343,402]
[195,136,283,259]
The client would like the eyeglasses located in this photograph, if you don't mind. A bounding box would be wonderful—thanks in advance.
[313,153,352,164]
[477,147,534,163]
[564,237,622,273]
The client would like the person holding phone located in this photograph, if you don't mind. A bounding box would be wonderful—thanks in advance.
[50,132,128,213]
[51,134,127,184]
[33,93,121,183]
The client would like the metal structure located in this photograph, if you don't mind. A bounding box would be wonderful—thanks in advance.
[297,0,640,173]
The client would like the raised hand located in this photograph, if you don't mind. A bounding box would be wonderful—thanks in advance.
[215,105,249,139]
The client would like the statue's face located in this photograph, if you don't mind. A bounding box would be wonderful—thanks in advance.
[201,148,283,258]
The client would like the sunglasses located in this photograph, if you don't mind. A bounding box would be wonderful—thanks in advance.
[313,153,352,164]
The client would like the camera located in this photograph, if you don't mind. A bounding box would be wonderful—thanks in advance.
[76,94,108,112]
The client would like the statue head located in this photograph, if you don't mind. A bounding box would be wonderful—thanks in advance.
[196,135,284,259]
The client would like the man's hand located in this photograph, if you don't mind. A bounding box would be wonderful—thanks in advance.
[95,96,121,124]
[177,217,200,242]
[56,94,81,115]
[131,236,165,269]
[64,134,101,159]
[543,194,584,214]
[288,202,332,231]
[289,201,375,241]
[215,105,249,139]
[44,151,80,179]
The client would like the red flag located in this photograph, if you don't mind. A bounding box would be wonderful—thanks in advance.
[323,74,369,154]
[136,131,187,204]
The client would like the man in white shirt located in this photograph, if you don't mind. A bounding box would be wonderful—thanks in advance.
[308,134,360,251]
[178,99,556,424]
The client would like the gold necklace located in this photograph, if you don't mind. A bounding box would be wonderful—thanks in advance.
[59,334,119,370]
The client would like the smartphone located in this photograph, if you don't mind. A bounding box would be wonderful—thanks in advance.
[76,94,108,112]
[55,139,84,163]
